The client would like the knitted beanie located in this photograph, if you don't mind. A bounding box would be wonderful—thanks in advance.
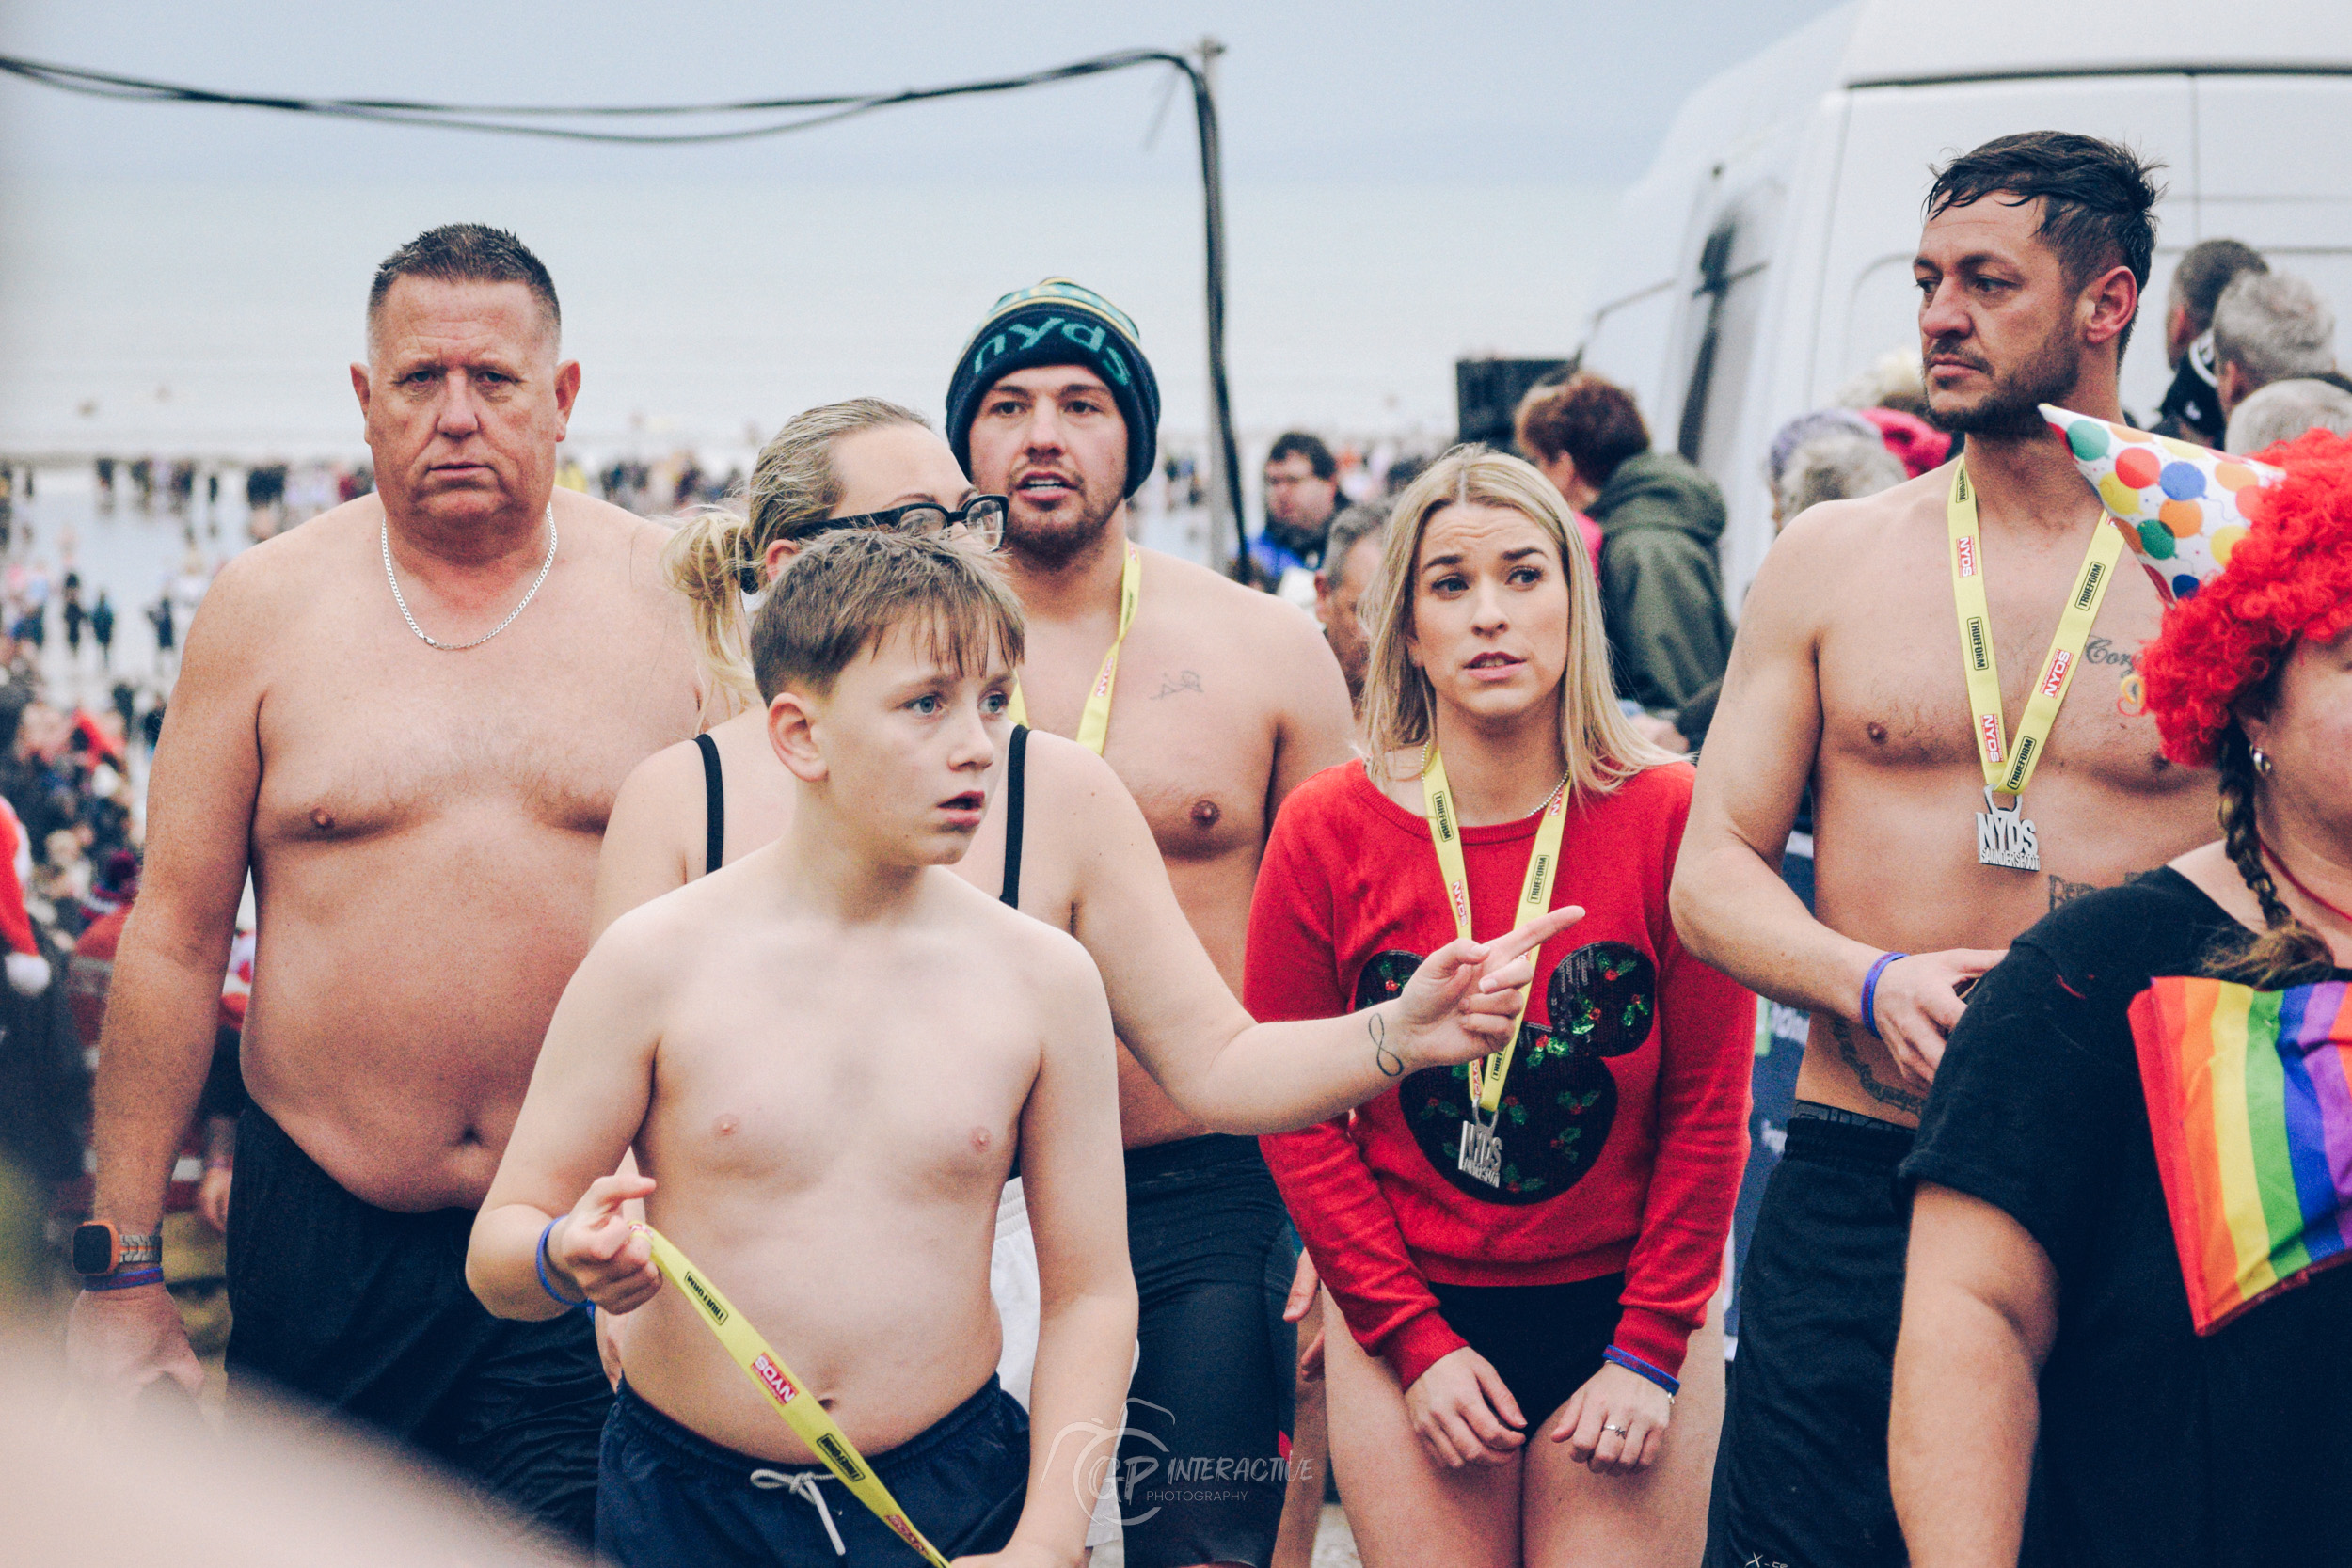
[946,278,1159,497]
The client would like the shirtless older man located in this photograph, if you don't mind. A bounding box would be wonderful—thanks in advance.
[67,225,702,1542]
[1670,135,2218,1568]
[946,279,1357,1568]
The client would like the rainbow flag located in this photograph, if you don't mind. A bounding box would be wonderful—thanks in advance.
[2130,976,2352,1334]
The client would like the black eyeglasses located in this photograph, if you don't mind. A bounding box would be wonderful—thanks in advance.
[797,495,1009,552]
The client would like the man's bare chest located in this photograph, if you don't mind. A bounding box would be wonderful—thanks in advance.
[1817,575,2168,786]
[1024,623,1277,864]
[255,657,662,846]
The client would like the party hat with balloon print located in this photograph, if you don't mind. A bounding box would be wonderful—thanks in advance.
[2040,404,2282,602]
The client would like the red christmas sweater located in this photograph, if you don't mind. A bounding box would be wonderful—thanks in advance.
[1248,759,1751,1387]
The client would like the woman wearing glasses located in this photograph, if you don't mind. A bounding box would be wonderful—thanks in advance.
[1248,448,1751,1566]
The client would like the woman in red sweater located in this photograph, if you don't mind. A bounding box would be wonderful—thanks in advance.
[1249,448,1751,1565]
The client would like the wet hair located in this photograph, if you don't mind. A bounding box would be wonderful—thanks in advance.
[749,530,1025,705]
[1925,132,2164,356]
[1513,373,1651,487]
[1266,432,1338,482]
[2170,238,2267,335]
[366,224,560,343]
[664,399,930,715]
[1360,446,1675,803]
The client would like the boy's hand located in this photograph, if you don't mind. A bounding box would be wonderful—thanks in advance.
[548,1174,662,1312]
[1551,1359,1673,1475]
[1404,1346,1525,1468]
[1389,905,1587,1072]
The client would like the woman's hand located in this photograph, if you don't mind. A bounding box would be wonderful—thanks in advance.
[1404,1347,1525,1468]
[1551,1359,1672,1474]
[1390,904,1588,1072]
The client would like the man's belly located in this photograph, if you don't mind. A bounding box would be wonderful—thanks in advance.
[617,1200,1005,1464]
[1795,763,2214,1123]
[241,824,601,1210]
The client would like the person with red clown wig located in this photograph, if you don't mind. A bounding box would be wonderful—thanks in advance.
[1887,425,2352,1568]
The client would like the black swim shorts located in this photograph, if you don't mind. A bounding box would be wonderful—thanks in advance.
[224,1103,611,1546]
[597,1375,1027,1567]
[1112,1133,1300,1568]
[1427,1271,1626,1430]
[1704,1105,1915,1568]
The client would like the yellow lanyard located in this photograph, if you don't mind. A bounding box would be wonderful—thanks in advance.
[1946,461,2124,800]
[1422,744,1568,1117]
[634,1224,954,1568]
[1008,540,1140,756]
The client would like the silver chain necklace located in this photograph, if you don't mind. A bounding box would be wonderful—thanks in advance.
[381,504,557,652]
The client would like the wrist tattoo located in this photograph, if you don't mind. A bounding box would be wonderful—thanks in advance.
[1369,1010,1404,1078]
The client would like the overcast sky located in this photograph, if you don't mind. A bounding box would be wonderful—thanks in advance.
[1,0,1851,187]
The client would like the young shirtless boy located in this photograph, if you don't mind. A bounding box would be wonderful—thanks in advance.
[467,530,1136,1567]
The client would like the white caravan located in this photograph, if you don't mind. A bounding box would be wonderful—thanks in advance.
[1578,0,2352,603]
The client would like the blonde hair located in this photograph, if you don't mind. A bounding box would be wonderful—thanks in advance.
[1361,446,1676,802]
[751,530,1025,703]
[662,398,930,714]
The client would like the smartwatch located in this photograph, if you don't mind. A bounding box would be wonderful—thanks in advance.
[72,1221,162,1277]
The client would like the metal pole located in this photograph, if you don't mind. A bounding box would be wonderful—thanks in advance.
[1192,35,1246,579]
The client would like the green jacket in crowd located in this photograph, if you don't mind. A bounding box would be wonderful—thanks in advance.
[1589,450,1734,713]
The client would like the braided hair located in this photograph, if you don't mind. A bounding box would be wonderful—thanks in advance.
[2211,721,2334,988]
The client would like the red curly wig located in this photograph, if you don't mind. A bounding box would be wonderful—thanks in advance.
[2139,427,2352,768]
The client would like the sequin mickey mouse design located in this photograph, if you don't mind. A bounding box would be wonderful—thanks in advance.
[1354,941,1657,1204]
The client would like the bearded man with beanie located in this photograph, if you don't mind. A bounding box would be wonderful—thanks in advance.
[947,280,1357,1568]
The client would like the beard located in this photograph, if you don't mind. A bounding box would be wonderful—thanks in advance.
[1004,484,1123,570]
[1923,323,2085,439]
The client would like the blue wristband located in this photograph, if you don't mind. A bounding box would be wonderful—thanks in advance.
[1602,1345,1680,1396]
[535,1218,593,1313]
[83,1265,167,1293]
[1859,951,1907,1042]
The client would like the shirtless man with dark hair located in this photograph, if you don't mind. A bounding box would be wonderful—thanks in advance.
[945,280,1357,1568]
[1670,134,2218,1568]
[66,223,702,1544]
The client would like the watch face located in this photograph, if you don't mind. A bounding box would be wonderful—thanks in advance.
[72,1222,115,1276]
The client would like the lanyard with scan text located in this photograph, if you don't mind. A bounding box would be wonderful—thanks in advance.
[634,1224,955,1568]
[1946,461,2123,873]
[1008,540,1140,756]
[1421,743,1567,1187]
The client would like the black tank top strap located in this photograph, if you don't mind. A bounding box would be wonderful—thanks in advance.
[693,732,724,878]
[999,725,1029,907]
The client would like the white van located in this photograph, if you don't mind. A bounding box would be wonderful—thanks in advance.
[1578,0,2352,603]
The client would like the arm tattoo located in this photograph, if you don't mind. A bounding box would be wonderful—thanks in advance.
[1369,1010,1404,1079]
[1828,1016,1926,1116]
